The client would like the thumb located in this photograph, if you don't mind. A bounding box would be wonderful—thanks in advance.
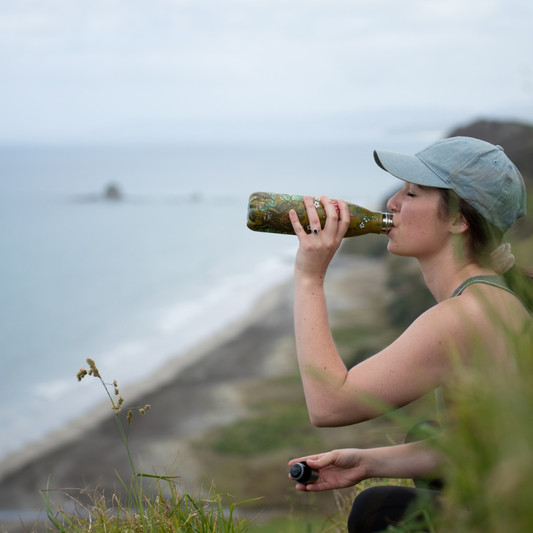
[307,452,337,470]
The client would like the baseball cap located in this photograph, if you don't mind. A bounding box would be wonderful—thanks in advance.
[373,136,526,233]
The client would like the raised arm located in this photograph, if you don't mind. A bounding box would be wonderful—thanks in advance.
[289,195,354,425]
[289,196,463,427]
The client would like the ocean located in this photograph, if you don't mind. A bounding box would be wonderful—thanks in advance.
[0,137,436,460]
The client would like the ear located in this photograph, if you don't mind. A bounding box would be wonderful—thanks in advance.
[449,213,469,235]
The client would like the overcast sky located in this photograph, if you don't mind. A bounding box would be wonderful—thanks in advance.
[1,0,532,143]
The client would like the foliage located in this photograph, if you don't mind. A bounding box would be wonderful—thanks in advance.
[435,321,533,533]
[34,359,258,533]
[208,403,322,456]
[42,480,256,533]
[373,306,533,533]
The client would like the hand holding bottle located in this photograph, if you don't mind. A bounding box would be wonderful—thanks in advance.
[289,195,351,282]
[289,449,369,492]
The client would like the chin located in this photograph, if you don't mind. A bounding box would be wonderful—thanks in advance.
[387,241,411,258]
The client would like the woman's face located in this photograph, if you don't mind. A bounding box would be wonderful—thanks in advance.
[386,182,453,259]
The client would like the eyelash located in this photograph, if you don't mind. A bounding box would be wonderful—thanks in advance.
[406,192,416,197]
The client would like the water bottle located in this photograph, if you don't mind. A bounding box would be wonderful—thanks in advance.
[246,191,393,237]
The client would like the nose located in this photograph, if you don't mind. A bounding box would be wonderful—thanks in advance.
[387,191,400,213]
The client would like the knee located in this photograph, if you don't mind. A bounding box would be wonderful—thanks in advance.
[348,487,390,533]
[347,485,425,533]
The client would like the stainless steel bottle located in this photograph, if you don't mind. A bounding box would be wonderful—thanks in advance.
[247,191,393,237]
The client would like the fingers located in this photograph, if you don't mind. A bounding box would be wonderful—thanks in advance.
[289,475,330,492]
[289,196,320,236]
[317,195,336,236]
[295,480,333,492]
[305,196,322,234]
[289,209,307,236]
[336,198,351,238]
[306,451,341,471]
[290,195,348,238]
[288,453,325,467]
[322,196,350,239]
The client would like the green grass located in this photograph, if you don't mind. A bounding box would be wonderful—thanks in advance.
[434,324,533,533]
[42,480,258,533]
[206,404,322,456]
[35,360,261,533]
[246,516,333,533]
[36,334,533,533]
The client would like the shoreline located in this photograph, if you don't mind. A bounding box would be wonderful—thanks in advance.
[0,254,386,533]
[0,275,293,487]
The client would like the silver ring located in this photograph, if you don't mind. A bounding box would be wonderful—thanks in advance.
[313,228,319,234]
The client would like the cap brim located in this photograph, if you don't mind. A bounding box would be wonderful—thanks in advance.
[374,149,452,189]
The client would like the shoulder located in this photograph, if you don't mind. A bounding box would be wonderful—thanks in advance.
[342,298,468,414]
[403,297,474,345]
[390,297,480,371]
[406,284,526,361]
[364,299,473,387]
[452,282,532,340]
[341,287,519,418]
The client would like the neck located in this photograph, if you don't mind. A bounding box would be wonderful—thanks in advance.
[417,248,497,303]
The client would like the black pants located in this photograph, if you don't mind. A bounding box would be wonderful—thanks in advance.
[347,485,440,532]
[347,421,442,533]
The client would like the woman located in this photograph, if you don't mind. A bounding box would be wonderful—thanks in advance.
[287,137,533,532]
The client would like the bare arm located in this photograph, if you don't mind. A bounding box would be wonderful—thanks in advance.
[294,299,463,426]
[288,440,445,492]
[289,195,354,424]
[290,196,464,427]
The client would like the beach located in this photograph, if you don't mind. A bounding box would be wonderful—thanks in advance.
[0,253,395,532]
[0,141,424,533]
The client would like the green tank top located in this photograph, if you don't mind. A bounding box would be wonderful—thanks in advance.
[435,275,533,431]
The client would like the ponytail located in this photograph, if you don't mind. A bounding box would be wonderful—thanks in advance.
[437,188,533,310]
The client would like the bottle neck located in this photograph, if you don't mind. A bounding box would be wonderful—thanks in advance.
[381,212,394,234]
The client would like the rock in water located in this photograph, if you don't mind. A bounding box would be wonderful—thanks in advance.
[104,183,122,200]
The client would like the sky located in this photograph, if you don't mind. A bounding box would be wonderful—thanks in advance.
[1,0,532,144]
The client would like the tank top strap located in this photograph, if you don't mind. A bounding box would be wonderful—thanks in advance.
[451,275,533,317]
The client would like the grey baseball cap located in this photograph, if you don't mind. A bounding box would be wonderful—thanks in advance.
[373,136,526,233]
